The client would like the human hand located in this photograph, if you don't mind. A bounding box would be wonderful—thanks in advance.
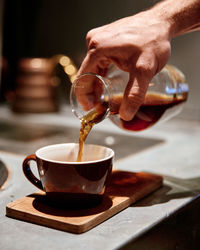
[78,9,172,121]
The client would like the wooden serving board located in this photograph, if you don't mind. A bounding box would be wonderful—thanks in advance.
[6,170,163,234]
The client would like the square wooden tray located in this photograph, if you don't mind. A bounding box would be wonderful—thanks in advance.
[6,170,163,234]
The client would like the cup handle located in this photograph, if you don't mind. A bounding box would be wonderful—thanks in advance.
[22,154,44,191]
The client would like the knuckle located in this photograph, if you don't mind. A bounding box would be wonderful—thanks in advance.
[159,41,171,61]
[156,42,171,72]
[88,36,102,52]
[88,39,98,50]
[135,54,156,77]
[86,30,102,51]
[136,62,153,77]
[86,28,96,41]
[86,31,91,42]
[163,41,171,53]
[163,42,171,61]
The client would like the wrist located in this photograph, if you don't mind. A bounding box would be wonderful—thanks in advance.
[150,0,200,38]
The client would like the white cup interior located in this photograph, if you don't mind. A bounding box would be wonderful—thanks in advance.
[36,143,114,163]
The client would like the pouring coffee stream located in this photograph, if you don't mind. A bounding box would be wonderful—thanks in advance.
[77,110,99,162]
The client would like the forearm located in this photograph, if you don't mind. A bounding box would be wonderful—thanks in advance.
[151,0,200,38]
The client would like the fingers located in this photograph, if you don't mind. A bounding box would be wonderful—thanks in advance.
[73,74,96,111]
[119,75,149,121]
[78,52,99,76]
[75,49,101,111]
[76,46,111,112]
[119,52,157,121]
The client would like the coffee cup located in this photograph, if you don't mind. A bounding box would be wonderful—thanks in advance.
[23,143,114,208]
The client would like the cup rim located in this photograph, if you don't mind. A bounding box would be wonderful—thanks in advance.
[35,143,114,164]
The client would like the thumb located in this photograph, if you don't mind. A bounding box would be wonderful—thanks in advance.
[119,74,149,121]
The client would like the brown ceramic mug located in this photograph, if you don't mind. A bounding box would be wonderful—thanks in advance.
[23,143,114,208]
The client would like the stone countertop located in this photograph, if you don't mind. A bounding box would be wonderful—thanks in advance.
[0,105,200,250]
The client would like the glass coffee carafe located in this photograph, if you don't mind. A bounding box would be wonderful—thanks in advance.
[70,64,189,132]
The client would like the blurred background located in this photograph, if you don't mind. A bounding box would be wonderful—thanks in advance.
[0,0,199,118]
